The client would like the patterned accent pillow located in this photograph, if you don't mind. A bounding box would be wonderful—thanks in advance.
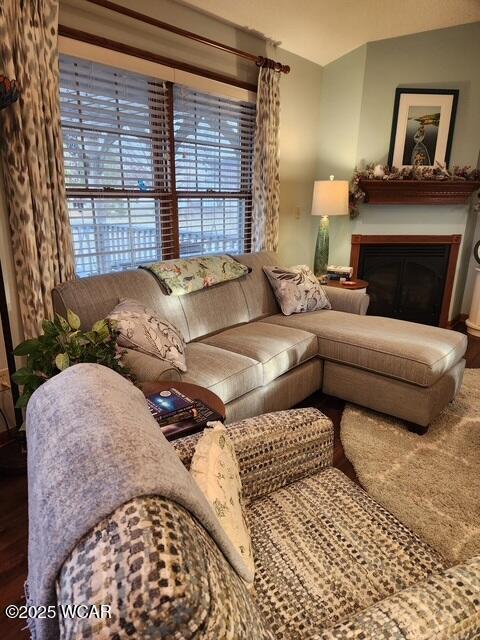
[263,264,331,316]
[190,422,254,580]
[141,254,250,296]
[108,298,187,372]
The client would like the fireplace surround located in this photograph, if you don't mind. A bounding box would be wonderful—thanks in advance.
[350,235,461,327]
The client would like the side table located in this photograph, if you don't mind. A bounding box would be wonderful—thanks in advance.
[323,278,369,294]
[140,381,225,441]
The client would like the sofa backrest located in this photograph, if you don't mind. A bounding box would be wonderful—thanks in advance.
[52,251,280,342]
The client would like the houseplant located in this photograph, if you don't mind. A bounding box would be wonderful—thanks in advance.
[12,310,133,410]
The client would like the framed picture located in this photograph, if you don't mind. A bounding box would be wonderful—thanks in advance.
[474,239,480,266]
[387,88,458,169]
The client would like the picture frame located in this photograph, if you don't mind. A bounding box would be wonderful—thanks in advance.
[387,88,458,169]
[474,239,480,266]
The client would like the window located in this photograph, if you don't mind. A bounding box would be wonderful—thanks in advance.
[174,87,255,257]
[59,55,256,277]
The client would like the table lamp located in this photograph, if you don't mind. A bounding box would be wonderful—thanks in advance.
[311,175,349,276]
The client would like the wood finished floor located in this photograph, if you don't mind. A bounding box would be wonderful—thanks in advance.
[1,333,479,639]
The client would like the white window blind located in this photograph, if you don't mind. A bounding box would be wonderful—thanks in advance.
[59,54,256,277]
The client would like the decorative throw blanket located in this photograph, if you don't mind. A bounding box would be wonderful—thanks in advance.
[141,254,250,295]
[25,363,252,640]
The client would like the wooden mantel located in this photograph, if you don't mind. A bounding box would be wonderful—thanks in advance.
[358,179,480,205]
[350,235,461,328]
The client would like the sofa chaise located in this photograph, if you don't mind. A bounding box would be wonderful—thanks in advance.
[28,367,480,639]
[52,252,467,426]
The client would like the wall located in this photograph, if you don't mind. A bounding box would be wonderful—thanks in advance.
[319,22,480,319]
[275,47,323,266]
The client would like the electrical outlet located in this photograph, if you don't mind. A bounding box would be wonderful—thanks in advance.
[294,207,301,220]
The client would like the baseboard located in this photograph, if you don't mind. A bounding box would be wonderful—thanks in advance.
[447,314,467,331]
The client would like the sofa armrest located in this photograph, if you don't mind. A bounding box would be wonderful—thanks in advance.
[56,496,274,640]
[173,408,334,503]
[325,287,369,315]
[121,348,182,383]
[318,556,480,640]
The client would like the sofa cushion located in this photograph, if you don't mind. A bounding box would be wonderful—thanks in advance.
[248,467,445,639]
[202,322,318,385]
[53,269,190,337]
[261,310,467,386]
[236,251,280,320]
[178,280,250,341]
[181,342,262,404]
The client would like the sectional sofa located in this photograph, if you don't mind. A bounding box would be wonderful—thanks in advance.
[53,251,467,426]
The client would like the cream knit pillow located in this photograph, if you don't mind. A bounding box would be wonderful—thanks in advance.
[190,422,254,580]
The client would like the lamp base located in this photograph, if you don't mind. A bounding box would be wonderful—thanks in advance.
[314,216,329,277]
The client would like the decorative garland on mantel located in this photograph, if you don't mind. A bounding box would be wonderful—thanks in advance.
[349,163,480,218]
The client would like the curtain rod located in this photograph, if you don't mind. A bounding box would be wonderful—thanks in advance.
[58,25,258,93]
[84,0,290,74]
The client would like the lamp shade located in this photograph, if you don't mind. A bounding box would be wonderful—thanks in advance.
[311,176,349,216]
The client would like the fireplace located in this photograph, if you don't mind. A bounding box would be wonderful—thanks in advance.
[350,235,461,327]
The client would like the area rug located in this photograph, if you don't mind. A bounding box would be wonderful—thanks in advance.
[340,368,480,564]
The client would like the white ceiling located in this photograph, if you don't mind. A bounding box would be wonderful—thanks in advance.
[181,0,480,66]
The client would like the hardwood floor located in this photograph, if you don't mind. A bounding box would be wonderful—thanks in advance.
[0,333,479,638]
[0,474,28,639]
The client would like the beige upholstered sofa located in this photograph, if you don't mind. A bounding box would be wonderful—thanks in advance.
[53,252,467,426]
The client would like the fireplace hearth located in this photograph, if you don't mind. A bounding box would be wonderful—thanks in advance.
[350,235,461,327]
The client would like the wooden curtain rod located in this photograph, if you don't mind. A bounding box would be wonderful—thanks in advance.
[84,0,290,74]
[58,25,258,92]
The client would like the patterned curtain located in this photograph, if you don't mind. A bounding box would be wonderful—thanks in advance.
[0,0,75,339]
[252,66,281,252]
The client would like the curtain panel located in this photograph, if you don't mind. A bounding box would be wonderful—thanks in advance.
[252,66,281,252]
[0,0,75,339]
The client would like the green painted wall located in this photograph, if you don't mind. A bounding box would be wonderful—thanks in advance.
[276,47,323,267]
[320,22,480,318]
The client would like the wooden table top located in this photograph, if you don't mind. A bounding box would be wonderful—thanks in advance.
[323,278,368,290]
[140,380,226,440]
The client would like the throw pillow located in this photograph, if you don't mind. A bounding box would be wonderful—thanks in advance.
[108,298,187,372]
[190,422,254,580]
[263,264,332,315]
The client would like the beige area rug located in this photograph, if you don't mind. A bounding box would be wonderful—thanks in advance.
[340,368,480,564]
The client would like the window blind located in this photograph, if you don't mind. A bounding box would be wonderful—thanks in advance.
[174,86,255,257]
[59,54,256,277]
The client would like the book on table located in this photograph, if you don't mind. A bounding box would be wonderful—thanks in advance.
[146,387,197,426]
[145,387,224,438]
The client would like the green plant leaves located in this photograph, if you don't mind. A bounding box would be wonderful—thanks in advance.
[11,367,36,385]
[55,353,70,371]
[14,338,41,356]
[92,319,109,339]
[67,309,81,330]
[42,319,58,336]
[12,309,134,411]
[54,313,70,332]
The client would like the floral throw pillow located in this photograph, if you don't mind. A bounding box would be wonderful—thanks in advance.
[190,422,254,581]
[263,264,332,316]
[142,255,250,296]
[108,298,187,372]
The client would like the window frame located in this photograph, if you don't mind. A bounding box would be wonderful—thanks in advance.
[59,43,256,277]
